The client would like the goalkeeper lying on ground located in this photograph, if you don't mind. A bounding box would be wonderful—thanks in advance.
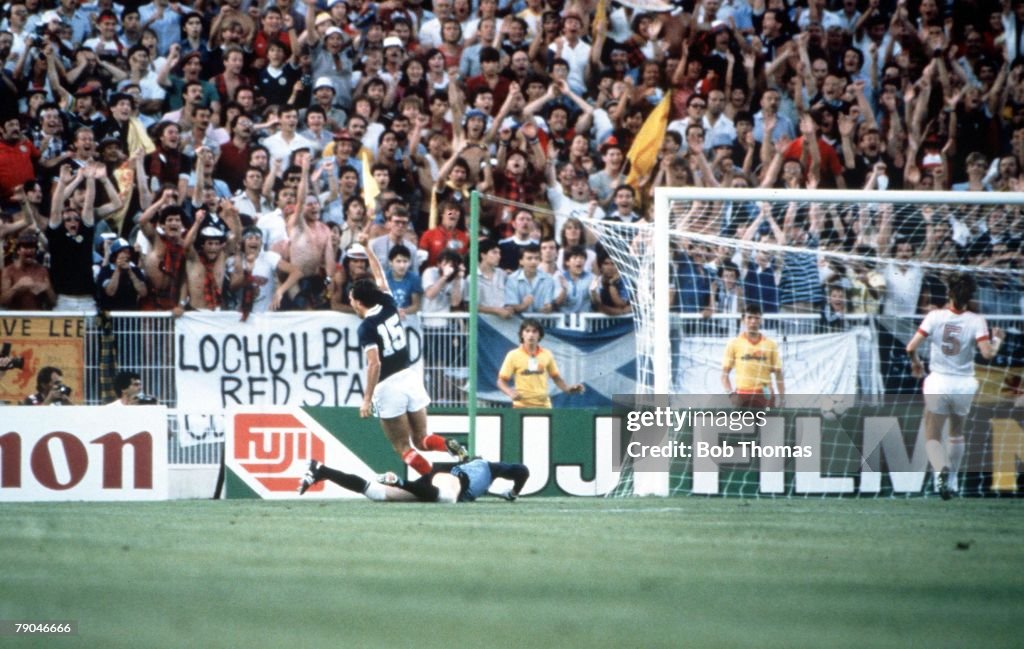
[298,458,529,503]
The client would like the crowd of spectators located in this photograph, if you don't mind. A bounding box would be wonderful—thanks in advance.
[0,0,1022,323]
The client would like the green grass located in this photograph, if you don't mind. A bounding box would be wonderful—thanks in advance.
[1,498,1021,649]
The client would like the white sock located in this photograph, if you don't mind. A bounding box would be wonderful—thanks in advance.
[948,437,966,491]
[926,439,949,474]
[363,482,387,501]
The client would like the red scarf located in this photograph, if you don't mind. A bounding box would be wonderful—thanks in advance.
[143,238,186,310]
[201,256,222,309]
[240,267,256,321]
[160,238,186,280]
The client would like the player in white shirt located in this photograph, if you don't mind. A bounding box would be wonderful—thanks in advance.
[905,273,1003,499]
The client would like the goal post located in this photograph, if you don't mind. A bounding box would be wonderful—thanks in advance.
[586,187,1024,498]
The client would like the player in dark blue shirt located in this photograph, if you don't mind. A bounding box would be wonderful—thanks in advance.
[349,234,468,477]
[299,458,530,503]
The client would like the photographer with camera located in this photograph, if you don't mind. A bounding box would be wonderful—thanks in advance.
[108,370,158,406]
[22,366,72,405]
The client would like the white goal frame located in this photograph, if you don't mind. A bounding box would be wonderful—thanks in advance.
[650,186,1021,394]
[627,187,1024,496]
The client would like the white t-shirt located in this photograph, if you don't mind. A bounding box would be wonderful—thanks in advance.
[420,266,465,329]
[548,38,591,95]
[917,308,990,377]
[261,131,318,170]
[256,210,289,251]
[227,250,282,314]
[882,261,923,316]
[546,187,604,245]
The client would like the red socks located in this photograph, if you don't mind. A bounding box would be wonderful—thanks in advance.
[402,449,432,475]
[420,434,448,452]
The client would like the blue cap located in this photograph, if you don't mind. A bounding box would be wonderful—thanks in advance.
[110,238,131,256]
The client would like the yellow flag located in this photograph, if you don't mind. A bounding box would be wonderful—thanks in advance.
[591,0,606,38]
[360,148,380,214]
[105,162,136,235]
[127,117,155,155]
[428,185,439,230]
[625,94,671,189]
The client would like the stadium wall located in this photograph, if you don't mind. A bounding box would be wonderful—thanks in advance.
[221,406,1024,499]
[2,405,1021,500]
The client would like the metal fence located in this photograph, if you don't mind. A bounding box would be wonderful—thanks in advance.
[21,310,1024,407]
[70,311,636,408]
[7,309,1023,465]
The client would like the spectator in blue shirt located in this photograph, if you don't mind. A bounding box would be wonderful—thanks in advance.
[384,245,422,319]
[504,243,556,314]
[591,246,630,315]
[558,246,595,314]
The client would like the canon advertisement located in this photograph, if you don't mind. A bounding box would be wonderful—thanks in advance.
[0,407,168,502]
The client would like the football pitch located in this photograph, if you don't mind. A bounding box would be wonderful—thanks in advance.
[1,497,1021,649]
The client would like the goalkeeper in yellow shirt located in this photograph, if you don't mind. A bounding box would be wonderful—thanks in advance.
[721,304,785,408]
[498,319,584,408]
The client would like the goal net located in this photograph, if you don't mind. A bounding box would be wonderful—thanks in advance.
[586,188,1024,498]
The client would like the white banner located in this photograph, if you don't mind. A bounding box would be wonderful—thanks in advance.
[176,411,226,448]
[616,0,674,12]
[173,312,423,416]
[673,329,860,395]
[0,406,168,501]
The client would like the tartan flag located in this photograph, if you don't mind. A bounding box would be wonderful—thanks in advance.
[97,312,118,403]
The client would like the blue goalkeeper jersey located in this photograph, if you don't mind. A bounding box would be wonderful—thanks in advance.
[449,460,529,502]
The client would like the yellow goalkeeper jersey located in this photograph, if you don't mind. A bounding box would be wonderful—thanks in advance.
[499,345,561,408]
[722,333,781,393]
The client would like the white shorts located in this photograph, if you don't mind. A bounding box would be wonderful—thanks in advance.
[923,373,978,417]
[372,367,431,419]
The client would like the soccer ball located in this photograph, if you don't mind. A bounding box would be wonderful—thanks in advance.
[819,395,853,421]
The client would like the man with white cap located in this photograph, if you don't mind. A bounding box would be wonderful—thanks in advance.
[308,24,354,110]
[175,215,235,314]
[301,77,347,131]
[379,36,405,84]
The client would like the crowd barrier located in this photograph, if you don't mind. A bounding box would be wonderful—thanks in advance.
[4,311,1023,469]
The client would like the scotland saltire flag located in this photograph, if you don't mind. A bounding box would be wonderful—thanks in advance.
[476,317,636,407]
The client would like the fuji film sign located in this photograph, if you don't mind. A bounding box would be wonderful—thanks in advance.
[226,408,377,499]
